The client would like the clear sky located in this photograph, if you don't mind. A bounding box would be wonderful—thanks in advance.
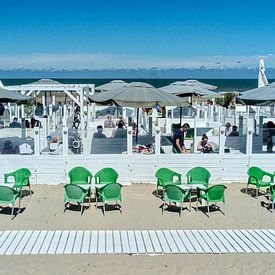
[1,0,275,69]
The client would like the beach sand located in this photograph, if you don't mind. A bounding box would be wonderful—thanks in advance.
[0,183,274,274]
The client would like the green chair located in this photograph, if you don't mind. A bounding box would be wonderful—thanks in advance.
[186,167,211,188]
[197,184,227,217]
[68,166,92,185]
[162,184,191,217]
[269,184,275,212]
[246,166,274,197]
[64,184,90,215]
[155,168,181,195]
[96,183,122,215]
[4,168,32,196]
[0,186,21,218]
[94,167,119,184]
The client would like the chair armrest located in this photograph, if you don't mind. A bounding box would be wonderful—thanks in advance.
[4,173,16,183]
[248,175,258,184]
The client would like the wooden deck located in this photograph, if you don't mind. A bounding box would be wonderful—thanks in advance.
[0,229,274,255]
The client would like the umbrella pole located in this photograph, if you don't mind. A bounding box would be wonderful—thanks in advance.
[136,107,139,143]
[179,107,182,125]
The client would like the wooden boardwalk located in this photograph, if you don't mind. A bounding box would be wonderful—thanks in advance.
[0,229,274,255]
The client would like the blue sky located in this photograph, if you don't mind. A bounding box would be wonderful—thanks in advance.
[1,0,275,69]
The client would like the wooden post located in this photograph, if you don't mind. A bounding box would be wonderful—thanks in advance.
[62,126,68,156]
[79,86,85,146]
[127,126,133,155]
[155,126,161,155]
[34,127,40,156]
[219,126,225,155]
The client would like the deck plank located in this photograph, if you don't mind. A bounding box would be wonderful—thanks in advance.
[127,231,138,254]
[73,231,84,254]
[29,231,47,255]
[120,230,130,254]
[113,230,122,253]
[64,230,76,254]
[90,230,98,253]
[191,230,212,253]
[106,231,113,254]
[48,231,62,254]
[56,230,70,254]
[198,230,221,254]
[149,230,162,254]
[39,231,55,254]
[218,230,243,253]
[176,230,196,253]
[134,230,146,254]
[0,231,18,255]
[205,230,228,253]
[81,231,91,254]
[0,231,11,250]
[170,230,188,253]
[163,231,179,254]
[235,230,261,253]
[212,230,236,253]
[5,231,25,255]
[250,230,275,253]
[13,230,33,255]
[98,230,106,254]
[185,230,203,253]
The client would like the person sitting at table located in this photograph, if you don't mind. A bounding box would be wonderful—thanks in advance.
[112,122,127,138]
[172,123,190,153]
[2,140,16,154]
[197,134,213,153]
[9,117,21,128]
[104,115,115,128]
[93,125,106,139]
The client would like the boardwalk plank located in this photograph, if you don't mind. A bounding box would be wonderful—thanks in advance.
[0,231,18,255]
[261,229,275,248]
[205,230,228,253]
[56,231,70,254]
[127,231,138,254]
[0,231,11,250]
[48,231,62,254]
[39,231,55,254]
[106,231,113,254]
[218,230,244,253]
[192,230,212,253]
[249,230,275,253]
[134,230,146,254]
[185,230,203,253]
[13,231,33,255]
[29,231,47,255]
[235,230,261,253]
[120,230,130,254]
[212,230,236,253]
[81,231,91,254]
[113,231,122,253]
[170,230,188,253]
[163,231,179,254]
[141,231,154,254]
[177,230,196,253]
[226,230,253,253]
[149,230,162,254]
[198,230,221,254]
[5,231,25,255]
[90,231,98,253]
[73,231,83,254]
[64,231,76,254]
[98,230,106,254]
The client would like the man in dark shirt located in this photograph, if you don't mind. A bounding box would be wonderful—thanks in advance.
[93,125,106,139]
[173,123,190,153]
[9,117,21,128]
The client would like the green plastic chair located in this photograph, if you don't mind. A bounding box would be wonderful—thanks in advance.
[269,184,275,212]
[68,166,92,185]
[64,184,90,215]
[0,186,21,218]
[94,167,119,184]
[197,184,227,217]
[4,168,32,196]
[96,183,122,215]
[155,168,182,195]
[246,167,274,197]
[162,184,191,217]
[186,167,211,188]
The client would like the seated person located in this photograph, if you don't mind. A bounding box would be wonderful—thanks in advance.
[93,125,106,139]
[116,116,126,128]
[197,134,213,153]
[225,122,232,136]
[104,115,115,128]
[112,123,127,138]
[229,125,239,136]
[2,140,16,154]
[9,117,21,128]
[172,123,190,153]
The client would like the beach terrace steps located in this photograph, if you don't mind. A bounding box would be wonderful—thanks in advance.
[0,229,274,256]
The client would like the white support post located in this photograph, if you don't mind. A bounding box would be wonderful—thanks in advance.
[34,127,40,156]
[87,104,92,128]
[79,86,85,144]
[91,84,96,120]
[62,126,68,156]
[52,95,56,106]
[21,105,25,118]
[8,103,12,123]
[40,117,47,149]
[17,105,20,119]
[48,104,53,131]
[246,119,254,155]
[193,108,198,153]
[155,126,161,155]
[127,126,133,155]
[63,105,68,127]
[42,96,47,116]
[219,126,226,155]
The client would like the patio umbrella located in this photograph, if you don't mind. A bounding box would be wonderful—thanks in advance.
[89,82,185,142]
[95,80,129,92]
[160,81,220,124]
[0,87,33,103]
[238,82,275,106]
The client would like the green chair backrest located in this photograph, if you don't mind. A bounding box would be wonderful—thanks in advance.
[5,168,31,185]
[95,168,119,184]
[155,168,181,185]
[68,166,92,184]
[0,186,17,202]
[102,183,122,200]
[206,185,226,202]
[64,184,86,200]
[247,166,265,181]
[163,184,184,202]
[186,167,211,186]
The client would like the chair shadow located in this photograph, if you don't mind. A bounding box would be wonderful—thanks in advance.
[0,207,26,219]
[96,204,122,215]
[159,203,190,215]
[64,203,90,213]
[260,200,273,212]
[21,190,34,198]
[152,189,162,198]
[196,204,224,217]
[240,187,267,198]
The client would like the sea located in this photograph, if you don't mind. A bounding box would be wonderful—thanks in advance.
[2,79,275,92]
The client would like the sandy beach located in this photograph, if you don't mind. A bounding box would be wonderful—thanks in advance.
[0,183,274,274]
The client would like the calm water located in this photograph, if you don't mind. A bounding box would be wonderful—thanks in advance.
[2,78,274,92]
